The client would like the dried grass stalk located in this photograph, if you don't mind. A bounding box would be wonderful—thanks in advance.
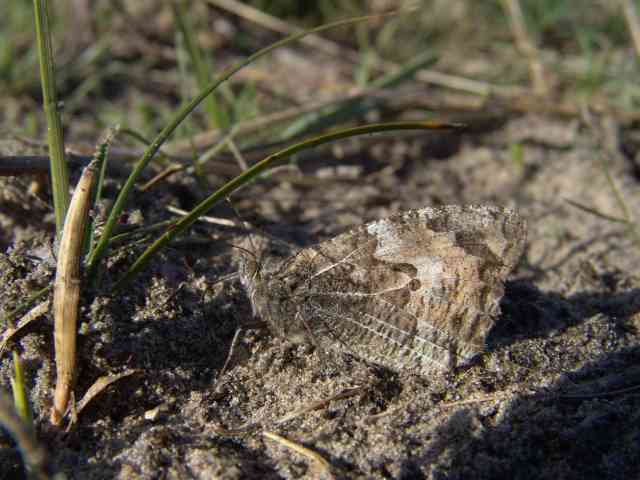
[50,161,96,426]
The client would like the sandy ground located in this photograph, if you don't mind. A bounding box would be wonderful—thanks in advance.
[1,110,639,479]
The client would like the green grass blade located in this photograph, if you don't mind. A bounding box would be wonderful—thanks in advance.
[32,0,69,235]
[173,0,229,129]
[86,126,118,260]
[114,120,464,289]
[281,49,438,139]
[10,351,33,428]
[86,11,401,279]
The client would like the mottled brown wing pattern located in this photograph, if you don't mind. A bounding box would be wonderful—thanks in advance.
[240,205,526,374]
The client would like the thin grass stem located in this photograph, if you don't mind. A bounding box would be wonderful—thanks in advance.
[32,0,69,235]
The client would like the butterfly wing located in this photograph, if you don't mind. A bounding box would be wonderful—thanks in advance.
[285,205,526,373]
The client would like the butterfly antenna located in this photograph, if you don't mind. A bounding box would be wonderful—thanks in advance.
[226,198,272,281]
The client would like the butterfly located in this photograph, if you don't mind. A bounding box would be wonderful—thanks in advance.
[239,205,526,375]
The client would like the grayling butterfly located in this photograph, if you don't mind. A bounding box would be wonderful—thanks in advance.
[239,205,526,375]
